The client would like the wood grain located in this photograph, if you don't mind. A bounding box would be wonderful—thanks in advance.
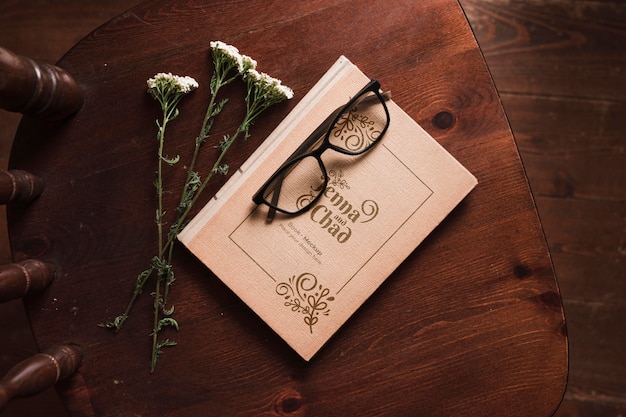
[6,0,624,416]
[0,2,144,416]
[503,95,626,201]
[5,0,566,416]
[462,0,626,99]
[463,1,626,415]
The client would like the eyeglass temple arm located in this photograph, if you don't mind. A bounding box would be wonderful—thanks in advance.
[265,89,391,221]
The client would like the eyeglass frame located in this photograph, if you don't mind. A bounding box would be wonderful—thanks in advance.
[252,79,391,217]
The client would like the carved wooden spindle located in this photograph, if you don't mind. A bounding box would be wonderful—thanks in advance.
[0,170,45,205]
[0,344,83,411]
[0,260,55,303]
[0,46,83,119]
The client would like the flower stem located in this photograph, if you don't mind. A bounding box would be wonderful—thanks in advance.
[150,272,163,373]
[162,118,248,256]
[111,267,154,332]
[106,54,292,372]
[157,114,168,257]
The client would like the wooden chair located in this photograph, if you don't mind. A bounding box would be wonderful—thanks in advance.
[0,45,85,411]
[0,0,568,415]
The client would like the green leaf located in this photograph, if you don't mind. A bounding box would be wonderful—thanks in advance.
[100,314,127,330]
[211,98,229,117]
[161,154,180,165]
[135,268,154,292]
[157,317,179,332]
[151,339,177,372]
[156,339,177,349]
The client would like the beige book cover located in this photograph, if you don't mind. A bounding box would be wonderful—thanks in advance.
[178,56,478,360]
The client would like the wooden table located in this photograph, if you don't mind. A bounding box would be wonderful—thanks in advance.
[7,0,568,415]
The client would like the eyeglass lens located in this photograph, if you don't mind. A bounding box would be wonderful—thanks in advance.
[258,82,389,215]
[327,91,388,154]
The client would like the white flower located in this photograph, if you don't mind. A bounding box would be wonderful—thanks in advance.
[246,69,294,101]
[146,73,198,112]
[210,41,240,60]
[210,41,243,73]
[147,73,199,95]
[276,83,294,100]
[239,54,257,73]
[175,75,199,93]
[210,41,259,76]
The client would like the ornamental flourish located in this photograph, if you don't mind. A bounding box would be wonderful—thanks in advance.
[275,273,335,333]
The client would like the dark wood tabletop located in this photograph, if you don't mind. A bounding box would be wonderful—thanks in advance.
[7,0,568,416]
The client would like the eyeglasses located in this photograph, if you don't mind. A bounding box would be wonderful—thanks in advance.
[253,79,390,219]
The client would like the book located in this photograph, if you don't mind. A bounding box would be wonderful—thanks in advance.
[178,56,478,360]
